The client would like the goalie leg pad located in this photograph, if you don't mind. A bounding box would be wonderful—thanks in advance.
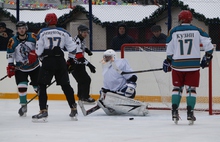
[97,100,118,115]
[102,92,148,116]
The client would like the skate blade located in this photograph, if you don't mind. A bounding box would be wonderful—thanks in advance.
[32,118,48,123]
[18,109,27,117]
[19,113,27,117]
[81,101,96,105]
[71,116,78,121]
[188,120,194,125]
[173,118,179,124]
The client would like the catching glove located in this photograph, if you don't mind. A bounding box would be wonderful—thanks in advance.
[163,59,171,73]
[87,63,96,73]
[200,53,213,69]
[125,81,136,98]
[7,64,15,78]
[28,50,37,64]
[85,48,93,56]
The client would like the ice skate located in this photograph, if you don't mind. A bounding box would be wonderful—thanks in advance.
[172,109,179,124]
[32,109,48,123]
[172,104,179,124]
[69,103,78,121]
[187,106,196,125]
[80,97,96,105]
[18,104,27,117]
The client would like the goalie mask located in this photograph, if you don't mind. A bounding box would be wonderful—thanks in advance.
[103,49,116,63]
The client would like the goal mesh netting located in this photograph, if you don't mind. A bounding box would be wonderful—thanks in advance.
[121,43,220,115]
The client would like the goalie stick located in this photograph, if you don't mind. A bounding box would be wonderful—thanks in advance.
[18,80,56,116]
[111,61,162,75]
[78,100,100,116]
[121,68,163,74]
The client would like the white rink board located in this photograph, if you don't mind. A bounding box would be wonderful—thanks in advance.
[0,51,220,98]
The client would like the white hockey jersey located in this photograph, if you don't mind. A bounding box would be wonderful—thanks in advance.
[102,59,135,91]
[7,32,40,72]
[36,27,77,56]
[166,23,214,71]
[68,35,86,59]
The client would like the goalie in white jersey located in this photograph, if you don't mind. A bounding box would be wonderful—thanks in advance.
[97,49,148,116]
[163,10,214,124]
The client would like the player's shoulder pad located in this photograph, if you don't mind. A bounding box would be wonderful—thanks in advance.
[26,32,37,42]
[197,26,205,32]
[56,27,71,36]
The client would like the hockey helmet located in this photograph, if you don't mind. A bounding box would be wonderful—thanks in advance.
[178,10,193,23]
[16,21,28,30]
[77,24,89,32]
[103,49,116,62]
[45,13,57,25]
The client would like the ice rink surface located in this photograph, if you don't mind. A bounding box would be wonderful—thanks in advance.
[0,99,219,142]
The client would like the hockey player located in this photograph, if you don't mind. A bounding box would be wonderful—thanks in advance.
[95,49,148,116]
[32,13,78,121]
[66,24,96,104]
[6,21,40,117]
[163,10,214,125]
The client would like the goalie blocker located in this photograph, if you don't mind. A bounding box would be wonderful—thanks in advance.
[98,91,148,116]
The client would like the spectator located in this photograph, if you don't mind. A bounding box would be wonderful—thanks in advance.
[148,25,167,43]
[111,23,135,51]
[0,22,14,51]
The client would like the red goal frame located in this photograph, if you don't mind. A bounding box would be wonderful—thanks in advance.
[121,43,218,115]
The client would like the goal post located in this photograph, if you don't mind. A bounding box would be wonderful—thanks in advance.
[121,43,220,115]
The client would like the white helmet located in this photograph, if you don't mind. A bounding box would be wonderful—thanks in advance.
[103,49,116,62]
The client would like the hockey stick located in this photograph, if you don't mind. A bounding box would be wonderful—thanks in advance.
[0,75,7,81]
[111,61,163,74]
[121,68,163,74]
[18,79,56,116]
[78,100,100,116]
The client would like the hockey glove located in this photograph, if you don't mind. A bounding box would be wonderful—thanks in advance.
[28,50,37,64]
[85,48,93,56]
[87,63,96,73]
[67,58,77,73]
[200,53,213,69]
[77,57,87,64]
[163,59,171,73]
[7,64,15,78]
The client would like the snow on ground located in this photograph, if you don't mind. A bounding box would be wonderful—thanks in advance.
[0,99,219,142]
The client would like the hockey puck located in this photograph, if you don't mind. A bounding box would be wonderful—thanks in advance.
[129,118,134,120]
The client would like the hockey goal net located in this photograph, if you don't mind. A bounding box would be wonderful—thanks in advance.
[121,43,220,115]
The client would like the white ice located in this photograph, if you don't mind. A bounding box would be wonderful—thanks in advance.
[0,99,219,142]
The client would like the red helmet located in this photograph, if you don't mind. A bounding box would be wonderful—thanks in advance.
[45,13,57,25]
[178,10,193,23]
